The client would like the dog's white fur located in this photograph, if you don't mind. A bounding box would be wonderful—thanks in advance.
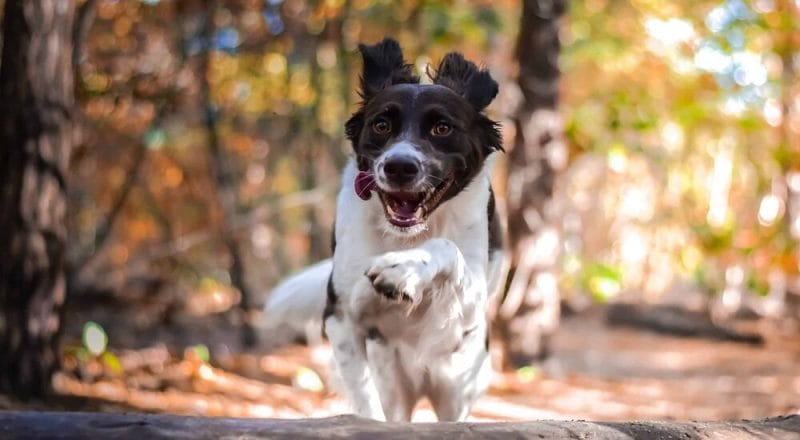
[267,154,504,421]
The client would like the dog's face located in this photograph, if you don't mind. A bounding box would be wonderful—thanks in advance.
[345,38,502,236]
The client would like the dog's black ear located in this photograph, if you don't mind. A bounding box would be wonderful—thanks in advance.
[358,38,419,99]
[432,52,498,111]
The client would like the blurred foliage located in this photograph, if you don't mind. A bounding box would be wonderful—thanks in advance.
[559,0,800,308]
[58,0,799,320]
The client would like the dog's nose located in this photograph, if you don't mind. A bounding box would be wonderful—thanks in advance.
[382,155,421,186]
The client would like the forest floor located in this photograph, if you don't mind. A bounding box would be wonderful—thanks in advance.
[2,300,800,422]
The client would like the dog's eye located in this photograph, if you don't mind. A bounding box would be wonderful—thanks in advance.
[431,121,453,137]
[372,120,391,135]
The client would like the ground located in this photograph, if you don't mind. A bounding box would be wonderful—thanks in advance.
[2,301,799,422]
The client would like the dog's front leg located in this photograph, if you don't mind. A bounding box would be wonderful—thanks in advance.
[324,311,386,420]
[364,237,489,422]
[365,238,480,308]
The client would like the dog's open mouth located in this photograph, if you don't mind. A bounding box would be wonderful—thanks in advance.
[377,176,453,228]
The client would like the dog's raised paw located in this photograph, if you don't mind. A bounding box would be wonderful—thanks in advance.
[365,249,433,305]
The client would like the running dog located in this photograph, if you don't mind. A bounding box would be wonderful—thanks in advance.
[265,38,505,421]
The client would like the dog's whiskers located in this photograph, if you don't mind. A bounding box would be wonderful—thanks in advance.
[356,184,373,199]
[424,174,445,185]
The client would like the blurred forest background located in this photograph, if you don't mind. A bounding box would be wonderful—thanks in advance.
[1,0,799,422]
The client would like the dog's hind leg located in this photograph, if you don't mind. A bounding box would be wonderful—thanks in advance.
[366,337,418,421]
[325,315,386,420]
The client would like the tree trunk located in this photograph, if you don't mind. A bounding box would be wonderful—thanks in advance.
[0,0,75,398]
[498,0,568,367]
[776,0,799,313]
[198,0,257,348]
[778,3,799,241]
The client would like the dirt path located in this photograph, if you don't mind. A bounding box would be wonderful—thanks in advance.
[3,306,798,423]
[486,308,800,421]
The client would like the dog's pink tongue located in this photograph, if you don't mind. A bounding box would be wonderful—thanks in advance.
[354,171,376,200]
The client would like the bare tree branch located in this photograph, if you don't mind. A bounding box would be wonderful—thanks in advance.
[70,137,148,279]
[127,187,329,266]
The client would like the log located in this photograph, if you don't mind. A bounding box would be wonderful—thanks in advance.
[605,304,764,345]
[0,411,798,439]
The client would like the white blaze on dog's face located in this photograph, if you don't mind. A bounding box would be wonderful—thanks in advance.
[345,40,502,236]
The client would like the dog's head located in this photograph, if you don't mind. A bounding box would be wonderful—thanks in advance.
[345,38,502,236]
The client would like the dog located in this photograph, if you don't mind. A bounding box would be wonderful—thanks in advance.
[265,38,506,421]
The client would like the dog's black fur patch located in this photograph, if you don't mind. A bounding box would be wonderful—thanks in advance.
[366,326,385,342]
[323,225,339,333]
[345,38,502,216]
[346,38,420,172]
[358,38,419,100]
[488,187,502,257]
[432,52,499,112]
[323,274,339,338]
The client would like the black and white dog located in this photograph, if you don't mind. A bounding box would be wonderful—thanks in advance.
[265,38,505,421]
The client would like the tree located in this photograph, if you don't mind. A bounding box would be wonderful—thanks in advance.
[0,0,76,398]
[198,0,258,348]
[497,0,568,367]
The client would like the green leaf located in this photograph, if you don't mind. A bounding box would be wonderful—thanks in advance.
[102,351,123,375]
[82,321,108,356]
[516,366,540,383]
[583,263,623,303]
[190,344,210,364]
[294,367,324,392]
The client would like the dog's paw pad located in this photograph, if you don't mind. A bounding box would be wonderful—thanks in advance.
[373,280,400,300]
[365,251,432,305]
